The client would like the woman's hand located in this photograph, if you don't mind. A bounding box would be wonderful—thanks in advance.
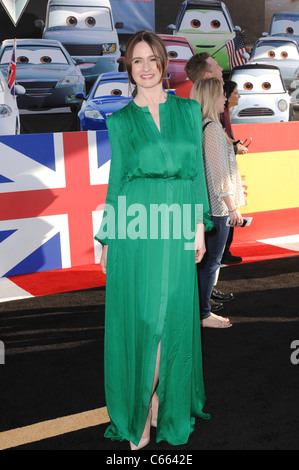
[229,209,243,227]
[195,224,206,264]
[100,245,108,274]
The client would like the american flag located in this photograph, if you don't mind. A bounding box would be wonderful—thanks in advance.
[226,34,248,70]
[6,38,16,97]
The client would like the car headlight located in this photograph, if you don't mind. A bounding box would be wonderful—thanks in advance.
[102,43,116,54]
[0,104,12,118]
[61,75,79,85]
[84,109,104,120]
[278,100,288,112]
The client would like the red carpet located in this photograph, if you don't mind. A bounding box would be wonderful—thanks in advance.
[7,263,106,298]
[1,238,298,301]
[229,241,299,264]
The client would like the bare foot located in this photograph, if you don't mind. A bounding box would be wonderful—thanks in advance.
[201,313,232,328]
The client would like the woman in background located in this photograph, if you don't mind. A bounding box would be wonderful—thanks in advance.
[190,78,246,329]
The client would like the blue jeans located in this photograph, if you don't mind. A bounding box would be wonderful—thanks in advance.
[197,216,230,320]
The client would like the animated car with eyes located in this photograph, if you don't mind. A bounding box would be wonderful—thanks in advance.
[40,0,121,84]
[0,70,25,135]
[0,38,85,111]
[77,72,133,131]
[249,37,299,91]
[229,64,292,124]
[167,0,243,72]
[159,35,195,90]
[268,11,299,45]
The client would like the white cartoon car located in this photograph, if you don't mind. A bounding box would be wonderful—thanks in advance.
[230,64,292,123]
[0,70,25,135]
[249,37,299,91]
[268,11,299,45]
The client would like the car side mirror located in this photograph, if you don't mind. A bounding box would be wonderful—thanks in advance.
[75,92,87,100]
[167,24,176,31]
[115,22,124,29]
[242,52,250,62]
[15,84,26,96]
[234,26,241,32]
[34,19,44,29]
[262,32,269,37]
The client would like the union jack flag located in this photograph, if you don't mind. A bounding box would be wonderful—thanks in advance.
[0,130,110,277]
[6,38,16,97]
[226,34,248,70]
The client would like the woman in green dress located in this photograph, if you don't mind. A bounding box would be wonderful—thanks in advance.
[95,31,213,450]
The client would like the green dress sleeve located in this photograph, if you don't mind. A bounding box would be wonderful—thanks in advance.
[94,113,124,245]
[189,99,214,232]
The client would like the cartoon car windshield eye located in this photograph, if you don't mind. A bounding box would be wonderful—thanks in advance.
[180,10,230,33]
[271,18,299,37]
[253,42,298,61]
[48,7,112,30]
[17,56,29,63]
[165,45,193,61]
[234,72,283,94]
[66,15,77,26]
[85,16,96,27]
[2,47,68,65]
[93,81,131,98]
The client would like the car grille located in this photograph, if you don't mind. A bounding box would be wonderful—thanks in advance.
[63,44,102,56]
[238,108,275,117]
[18,81,58,90]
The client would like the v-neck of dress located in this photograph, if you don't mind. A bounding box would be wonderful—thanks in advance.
[131,92,171,135]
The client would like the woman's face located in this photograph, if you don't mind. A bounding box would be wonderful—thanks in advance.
[217,90,227,114]
[228,86,240,108]
[131,41,163,90]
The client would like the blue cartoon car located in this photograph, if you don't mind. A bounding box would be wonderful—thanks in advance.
[269,11,299,45]
[40,0,121,84]
[167,0,242,72]
[77,72,133,130]
[0,38,85,111]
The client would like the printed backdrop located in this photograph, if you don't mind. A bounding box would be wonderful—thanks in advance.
[0,130,110,277]
[0,123,298,278]
[110,0,155,34]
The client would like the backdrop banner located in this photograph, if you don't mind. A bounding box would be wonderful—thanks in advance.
[110,0,155,34]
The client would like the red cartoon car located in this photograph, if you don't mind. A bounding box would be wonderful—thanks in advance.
[159,34,195,93]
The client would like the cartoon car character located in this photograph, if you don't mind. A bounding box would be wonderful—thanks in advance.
[229,64,292,124]
[249,37,299,91]
[0,38,86,111]
[167,0,242,72]
[0,70,25,135]
[40,0,122,84]
[268,11,299,45]
[77,72,133,131]
[159,34,195,89]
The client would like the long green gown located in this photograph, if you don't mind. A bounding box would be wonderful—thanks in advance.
[95,93,213,447]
